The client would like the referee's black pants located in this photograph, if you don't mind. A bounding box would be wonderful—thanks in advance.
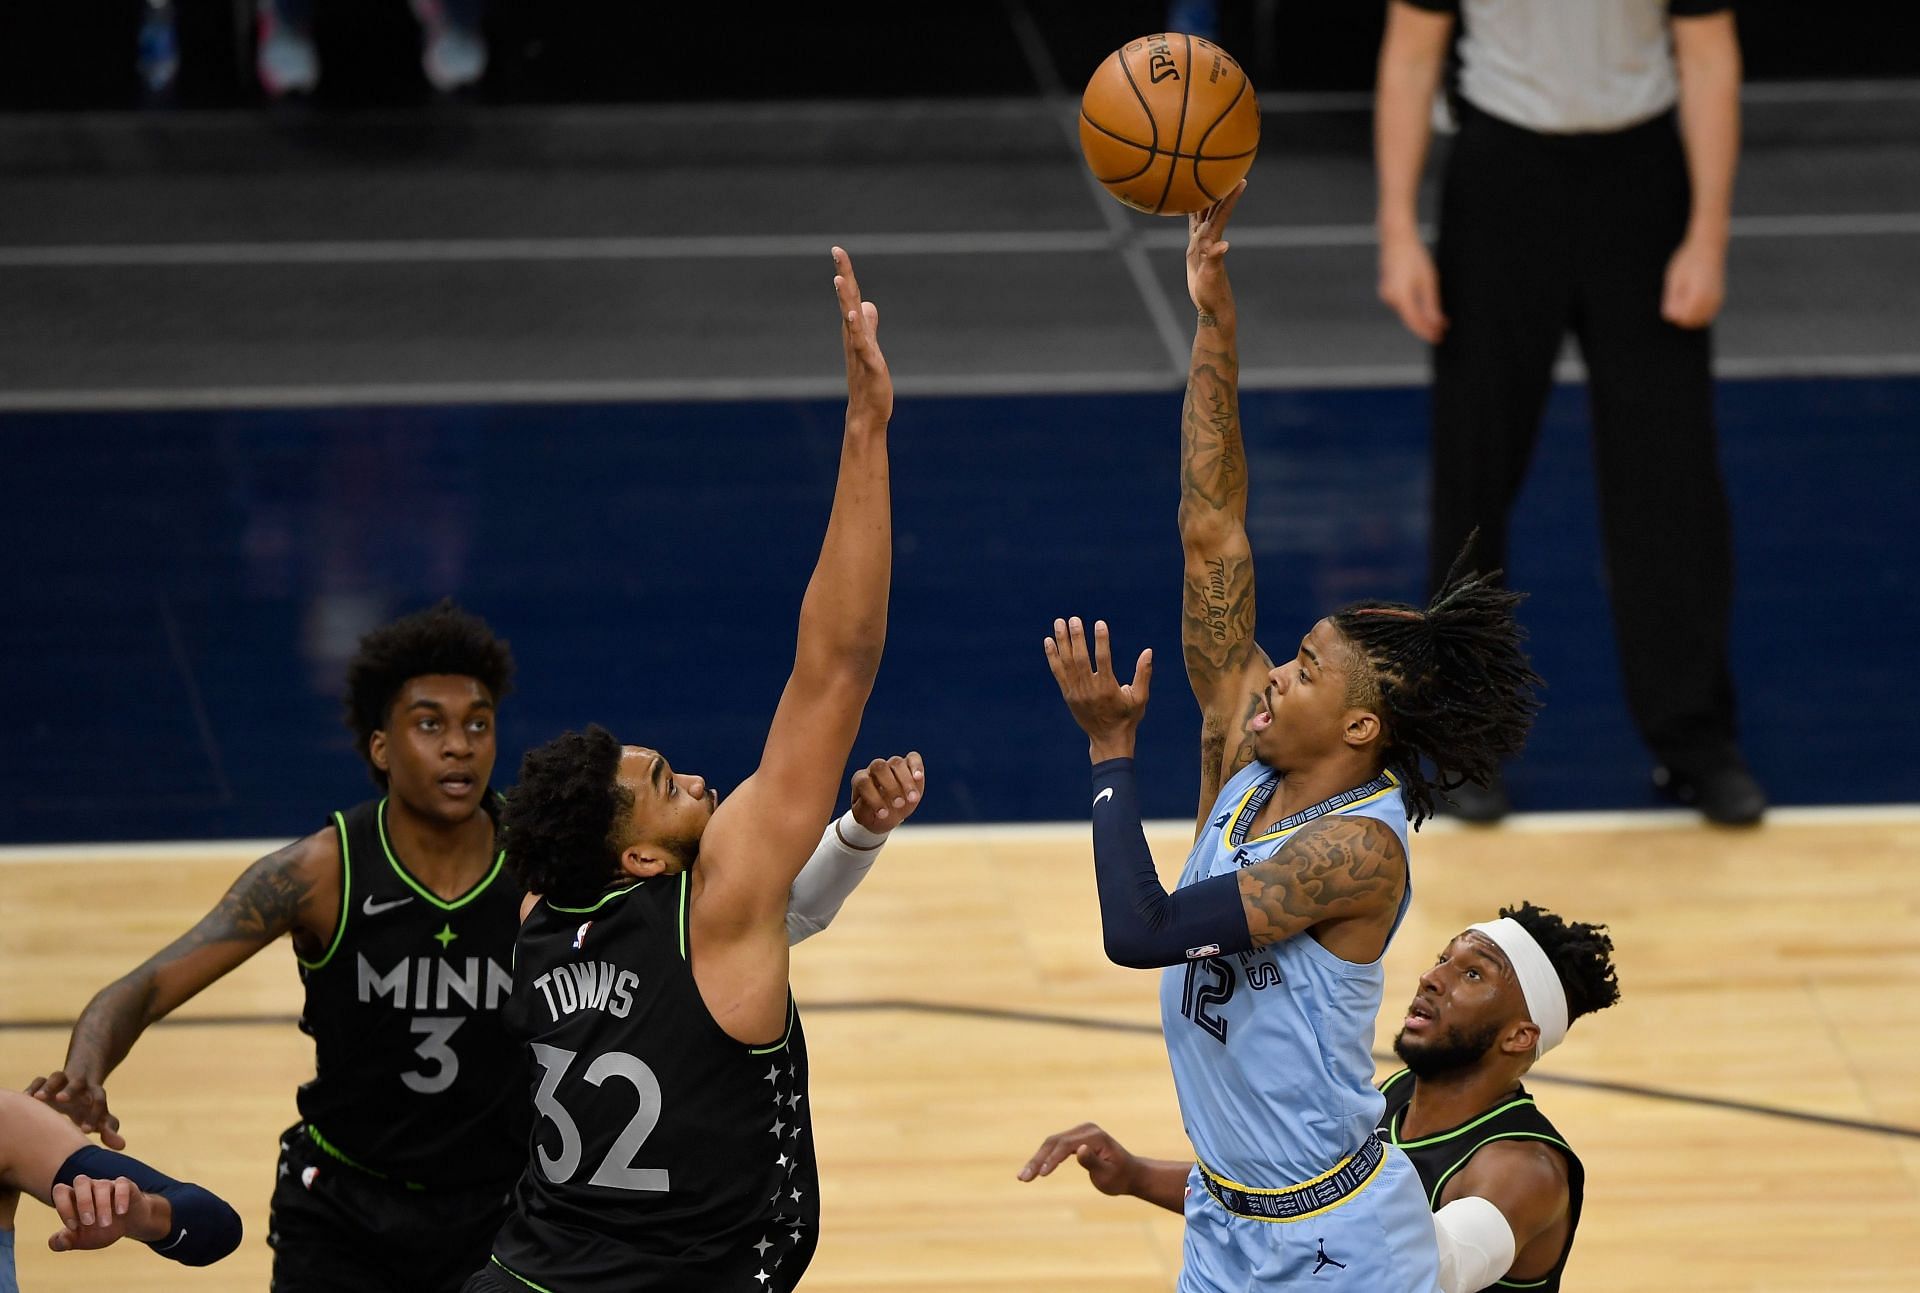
[1430,100,1739,771]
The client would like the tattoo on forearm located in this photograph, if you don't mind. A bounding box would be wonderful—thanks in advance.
[1196,310,1219,328]
[1179,360,1244,515]
[1236,818,1403,948]
[1182,553,1257,675]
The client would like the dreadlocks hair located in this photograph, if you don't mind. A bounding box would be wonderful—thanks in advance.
[1499,901,1622,1024]
[342,599,516,788]
[1329,545,1543,827]
[500,724,635,908]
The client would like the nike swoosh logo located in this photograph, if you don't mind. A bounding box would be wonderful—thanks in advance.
[1093,787,1114,808]
[362,895,413,916]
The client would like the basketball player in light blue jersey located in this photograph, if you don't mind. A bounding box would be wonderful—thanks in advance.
[1042,181,1542,1291]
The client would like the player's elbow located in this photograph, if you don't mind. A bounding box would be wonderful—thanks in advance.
[1102,932,1170,970]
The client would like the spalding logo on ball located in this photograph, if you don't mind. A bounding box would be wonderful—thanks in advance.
[1080,33,1260,216]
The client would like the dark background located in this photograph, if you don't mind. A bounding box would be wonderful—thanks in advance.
[3,2,1913,111]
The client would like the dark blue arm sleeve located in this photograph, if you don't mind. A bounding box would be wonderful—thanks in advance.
[1091,758,1253,969]
[55,1145,243,1267]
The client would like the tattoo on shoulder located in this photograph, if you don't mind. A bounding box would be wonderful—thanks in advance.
[1236,817,1405,948]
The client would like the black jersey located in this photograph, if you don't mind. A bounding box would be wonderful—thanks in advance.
[1375,1068,1585,1292]
[294,797,529,1189]
[488,872,819,1293]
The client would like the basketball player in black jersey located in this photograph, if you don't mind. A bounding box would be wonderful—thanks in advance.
[1021,903,1619,1293]
[28,595,922,1291]
[464,248,898,1293]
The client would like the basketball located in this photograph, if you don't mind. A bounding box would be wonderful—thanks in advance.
[1079,32,1260,216]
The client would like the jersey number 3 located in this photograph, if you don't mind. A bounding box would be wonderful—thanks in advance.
[529,1043,671,1193]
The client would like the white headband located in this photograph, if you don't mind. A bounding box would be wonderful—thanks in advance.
[1467,918,1569,1059]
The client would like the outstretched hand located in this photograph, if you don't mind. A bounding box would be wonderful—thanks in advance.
[1186,179,1246,322]
[833,246,893,428]
[1017,1122,1141,1195]
[1043,618,1153,762]
[26,1071,124,1150]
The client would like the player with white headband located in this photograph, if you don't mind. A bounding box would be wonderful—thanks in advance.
[1022,902,1620,1293]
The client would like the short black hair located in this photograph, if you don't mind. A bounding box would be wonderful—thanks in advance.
[342,599,516,788]
[1500,901,1622,1024]
[1330,551,1543,826]
[500,725,634,907]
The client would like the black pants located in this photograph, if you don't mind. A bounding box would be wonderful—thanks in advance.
[268,1124,511,1293]
[1431,100,1738,769]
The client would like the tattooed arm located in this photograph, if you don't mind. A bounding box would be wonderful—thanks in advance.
[27,831,336,1143]
[1179,181,1273,832]
[1236,815,1408,962]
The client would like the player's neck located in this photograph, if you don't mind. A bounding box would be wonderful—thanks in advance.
[385,795,496,896]
[1399,1066,1525,1140]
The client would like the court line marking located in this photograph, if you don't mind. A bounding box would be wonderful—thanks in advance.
[4,212,1916,270]
[1,1002,1911,1141]
[1,803,1914,864]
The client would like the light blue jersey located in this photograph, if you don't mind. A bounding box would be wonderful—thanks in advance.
[0,1226,15,1293]
[1159,759,1413,1186]
[1160,760,1436,1290]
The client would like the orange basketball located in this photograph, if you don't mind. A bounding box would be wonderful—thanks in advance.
[1079,33,1260,216]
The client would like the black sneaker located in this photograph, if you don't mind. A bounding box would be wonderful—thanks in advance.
[1652,758,1767,826]
[1442,774,1511,824]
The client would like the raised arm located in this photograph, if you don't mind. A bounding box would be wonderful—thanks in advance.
[785,752,925,945]
[1663,8,1741,329]
[1374,0,1455,343]
[1047,621,1405,969]
[27,833,334,1144]
[1178,182,1274,832]
[695,247,893,930]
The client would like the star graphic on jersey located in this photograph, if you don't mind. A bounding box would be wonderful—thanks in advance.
[764,1064,780,1084]
[790,1186,804,1203]
[787,1092,803,1109]
[433,922,457,949]
[776,1154,789,1169]
[277,1161,289,1178]
[753,1236,773,1257]
[754,1271,770,1287]
[770,1118,786,1138]
[788,1063,796,1078]
[789,1123,803,1140]
[789,1229,803,1244]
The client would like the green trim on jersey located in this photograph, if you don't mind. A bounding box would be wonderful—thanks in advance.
[678,869,691,960]
[297,815,354,971]
[545,883,643,915]
[490,1255,557,1292]
[748,998,798,1056]
[1388,1093,1542,1151]
[375,796,507,910]
[303,1123,425,1191]
[1495,1276,1553,1289]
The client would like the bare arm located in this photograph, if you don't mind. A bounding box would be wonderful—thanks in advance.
[1234,815,1407,958]
[688,250,894,1042]
[1017,1122,1189,1213]
[1663,10,1741,328]
[1178,183,1273,832]
[1439,1140,1572,1286]
[1374,2,1455,343]
[28,834,333,1141]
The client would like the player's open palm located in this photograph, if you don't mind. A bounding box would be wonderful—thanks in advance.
[833,246,892,427]
[1186,179,1246,319]
[1044,618,1153,751]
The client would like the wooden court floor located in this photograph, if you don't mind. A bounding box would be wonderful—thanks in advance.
[3,811,1917,1290]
